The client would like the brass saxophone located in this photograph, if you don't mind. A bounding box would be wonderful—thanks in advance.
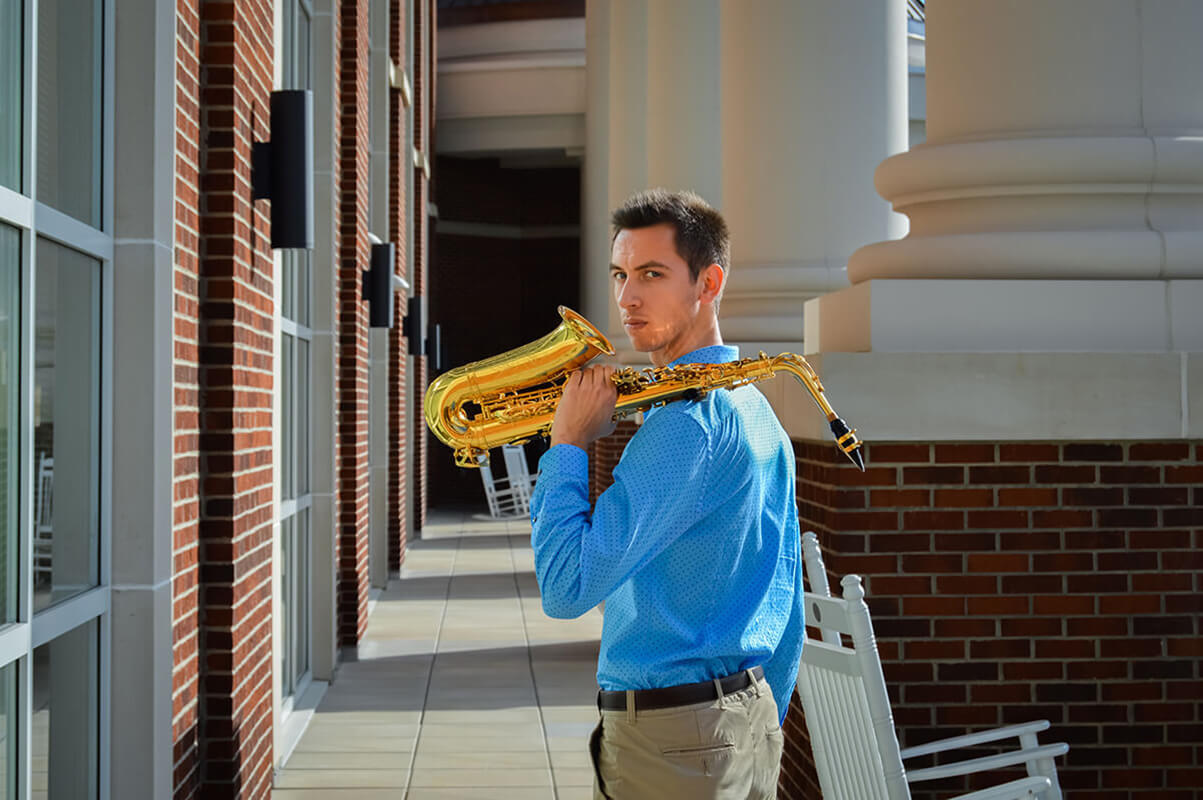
[424,306,865,470]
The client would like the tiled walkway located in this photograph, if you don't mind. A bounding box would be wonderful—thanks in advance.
[274,508,604,799]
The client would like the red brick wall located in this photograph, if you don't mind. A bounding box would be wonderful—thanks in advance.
[337,0,372,646]
[172,0,203,792]
[184,0,278,793]
[588,435,1203,800]
[786,439,1203,800]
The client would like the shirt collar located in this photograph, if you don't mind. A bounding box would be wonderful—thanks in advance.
[666,344,740,368]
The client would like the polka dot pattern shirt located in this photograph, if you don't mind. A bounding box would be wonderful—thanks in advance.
[530,345,804,724]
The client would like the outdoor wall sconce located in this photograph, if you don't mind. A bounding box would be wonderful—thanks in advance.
[252,90,315,249]
[400,296,441,371]
[402,295,424,351]
[364,240,404,328]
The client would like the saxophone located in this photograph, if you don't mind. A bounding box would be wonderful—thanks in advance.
[424,306,865,471]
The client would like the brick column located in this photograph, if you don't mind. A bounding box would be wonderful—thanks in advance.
[172,0,203,792]
[337,0,372,646]
[190,0,277,793]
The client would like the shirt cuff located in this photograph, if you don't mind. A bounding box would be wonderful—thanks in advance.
[538,443,589,480]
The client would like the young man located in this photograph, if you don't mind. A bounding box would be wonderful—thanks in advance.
[529,189,804,799]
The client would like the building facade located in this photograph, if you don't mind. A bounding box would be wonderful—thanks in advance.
[0,0,432,795]
[1,0,1200,797]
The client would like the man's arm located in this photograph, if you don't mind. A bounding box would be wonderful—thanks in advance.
[759,501,806,726]
[530,408,712,619]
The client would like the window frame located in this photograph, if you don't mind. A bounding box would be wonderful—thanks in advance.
[276,0,314,717]
[0,0,114,794]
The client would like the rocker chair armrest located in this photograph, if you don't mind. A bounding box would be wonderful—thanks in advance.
[905,742,1068,784]
[900,720,1052,759]
[950,776,1053,800]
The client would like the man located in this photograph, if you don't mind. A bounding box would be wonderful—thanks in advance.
[530,189,804,799]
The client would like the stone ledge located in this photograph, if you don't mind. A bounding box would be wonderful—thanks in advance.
[759,350,1202,443]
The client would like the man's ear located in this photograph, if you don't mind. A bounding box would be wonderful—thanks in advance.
[699,263,725,305]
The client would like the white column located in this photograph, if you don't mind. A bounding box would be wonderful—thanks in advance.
[719,0,907,349]
[109,0,176,790]
[581,0,613,334]
[583,0,907,361]
[817,0,1203,354]
[795,0,1203,443]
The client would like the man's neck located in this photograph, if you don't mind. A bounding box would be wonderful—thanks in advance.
[651,317,724,367]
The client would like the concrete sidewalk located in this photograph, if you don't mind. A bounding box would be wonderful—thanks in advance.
[274,508,604,799]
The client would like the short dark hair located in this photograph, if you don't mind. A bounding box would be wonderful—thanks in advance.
[610,189,730,285]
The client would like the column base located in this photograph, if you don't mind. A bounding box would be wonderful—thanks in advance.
[758,349,1203,444]
[804,279,1203,354]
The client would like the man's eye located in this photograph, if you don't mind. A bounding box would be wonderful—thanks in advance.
[645,270,660,278]
[611,272,625,281]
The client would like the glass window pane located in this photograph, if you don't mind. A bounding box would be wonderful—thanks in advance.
[297,338,308,496]
[282,250,294,323]
[280,515,293,698]
[298,6,311,91]
[296,508,309,682]
[0,227,18,625]
[0,0,21,191]
[32,619,99,798]
[297,251,309,329]
[36,0,103,227]
[281,333,293,502]
[34,239,100,612]
[0,661,15,799]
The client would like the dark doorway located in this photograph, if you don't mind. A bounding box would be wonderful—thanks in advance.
[427,154,582,509]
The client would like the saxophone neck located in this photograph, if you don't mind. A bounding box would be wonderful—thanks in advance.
[768,353,836,421]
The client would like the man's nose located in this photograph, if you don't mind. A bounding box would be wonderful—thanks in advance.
[616,278,640,309]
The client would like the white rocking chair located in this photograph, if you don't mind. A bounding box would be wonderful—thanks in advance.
[500,444,538,514]
[34,454,53,584]
[478,459,526,519]
[796,532,1068,800]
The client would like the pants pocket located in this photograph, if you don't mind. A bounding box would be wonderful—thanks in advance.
[588,718,610,799]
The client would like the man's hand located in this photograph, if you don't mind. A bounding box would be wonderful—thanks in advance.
[550,365,618,450]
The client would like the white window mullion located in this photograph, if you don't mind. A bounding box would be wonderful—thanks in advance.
[29,586,109,649]
[0,188,32,230]
[33,203,113,263]
[0,624,29,670]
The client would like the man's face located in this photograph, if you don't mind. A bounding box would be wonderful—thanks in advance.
[610,223,712,365]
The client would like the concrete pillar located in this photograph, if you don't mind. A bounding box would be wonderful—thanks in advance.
[816,0,1203,355]
[582,0,908,360]
[794,0,1203,443]
[719,0,907,348]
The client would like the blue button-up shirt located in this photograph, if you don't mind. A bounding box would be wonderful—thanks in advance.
[530,344,804,724]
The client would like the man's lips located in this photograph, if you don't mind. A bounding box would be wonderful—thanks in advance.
[623,319,647,329]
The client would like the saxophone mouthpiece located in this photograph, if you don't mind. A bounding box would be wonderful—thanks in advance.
[829,418,865,471]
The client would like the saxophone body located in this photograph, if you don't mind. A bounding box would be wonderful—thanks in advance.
[424,306,865,470]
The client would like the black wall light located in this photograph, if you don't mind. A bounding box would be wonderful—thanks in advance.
[252,90,315,249]
[401,296,441,372]
[363,240,404,328]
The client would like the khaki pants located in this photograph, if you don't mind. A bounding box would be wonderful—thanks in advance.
[589,671,783,799]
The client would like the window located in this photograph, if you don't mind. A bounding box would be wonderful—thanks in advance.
[36,0,103,227]
[0,0,111,793]
[33,240,101,613]
[279,0,313,704]
[0,0,21,191]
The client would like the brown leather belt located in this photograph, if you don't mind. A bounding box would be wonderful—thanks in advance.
[597,666,764,712]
